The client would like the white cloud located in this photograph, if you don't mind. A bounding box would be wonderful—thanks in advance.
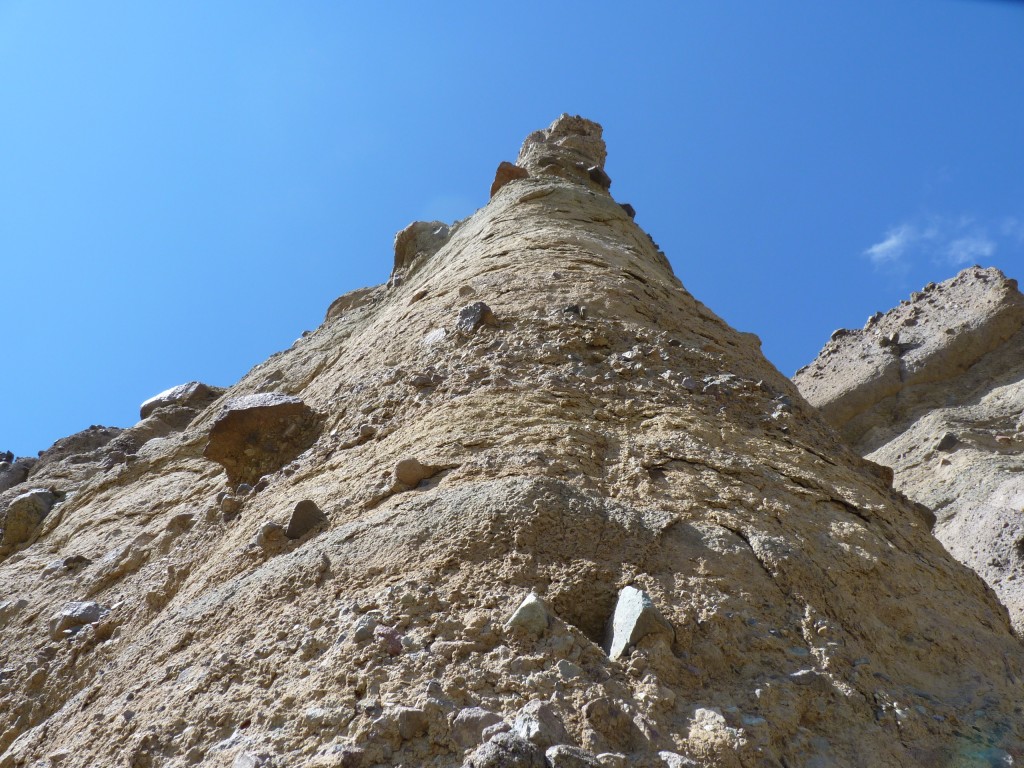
[863,213,1015,271]
[946,235,996,265]
[864,224,918,266]
[1001,216,1024,242]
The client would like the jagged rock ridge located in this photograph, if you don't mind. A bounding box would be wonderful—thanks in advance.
[796,265,1024,632]
[1,118,1023,767]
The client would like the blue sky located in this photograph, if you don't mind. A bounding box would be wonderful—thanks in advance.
[2,1,1023,458]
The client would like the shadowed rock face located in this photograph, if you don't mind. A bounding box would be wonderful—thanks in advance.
[203,393,323,485]
[1,118,1024,767]
[796,265,1024,632]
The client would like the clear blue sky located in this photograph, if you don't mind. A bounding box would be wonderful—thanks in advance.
[2,1,1023,458]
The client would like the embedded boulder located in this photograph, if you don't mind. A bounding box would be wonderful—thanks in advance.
[392,220,451,281]
[490,161,530,197]
[284,499,328,539]
[466,732,547,768]
[203,394,322,485]
[1,489,56,548]
[0,458,34,495]
[139,381,224,420]
[603,586,673,659]
[48,601,105,640]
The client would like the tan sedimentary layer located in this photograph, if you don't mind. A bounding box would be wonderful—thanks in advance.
[1,119,1022,767]
[796,265,1024,634]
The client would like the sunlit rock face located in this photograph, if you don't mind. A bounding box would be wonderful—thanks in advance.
[1,118,1023,768]
[797,265,1024,634]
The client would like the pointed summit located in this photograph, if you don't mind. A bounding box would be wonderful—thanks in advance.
[1,119,1023,767]
[517,113,611,189]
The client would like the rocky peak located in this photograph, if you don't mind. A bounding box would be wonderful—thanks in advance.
[516,113,612,191]
[2,120,1024,767]
[795,265,1024,450]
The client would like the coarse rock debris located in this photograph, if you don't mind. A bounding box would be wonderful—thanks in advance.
[0,118,1022,768]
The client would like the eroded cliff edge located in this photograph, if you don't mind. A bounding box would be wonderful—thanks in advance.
[2,119,1023,768]
[796,265,1024,634]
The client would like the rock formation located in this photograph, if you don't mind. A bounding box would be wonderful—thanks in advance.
[796,265,1024,632]
[2,118,1023,767]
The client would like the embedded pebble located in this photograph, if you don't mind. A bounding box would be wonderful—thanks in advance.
[394,457,430,487]
[505,593,550,636]
[604,586,673,659]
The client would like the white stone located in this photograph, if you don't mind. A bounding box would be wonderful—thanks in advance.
[48,601,103,640]
[504,593,549,636]
[604,586,673,659]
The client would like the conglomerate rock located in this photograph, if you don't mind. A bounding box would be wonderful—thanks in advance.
[796,265,1024,632]
[1,117,1023,767]
[203,393,323,485]
[139,381,224,420]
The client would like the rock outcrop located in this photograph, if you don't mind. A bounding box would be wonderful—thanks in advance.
[0,382,223,560]
[139,381,224,420]
[203,393,323,485]
[1,118,1023,767]
[796,265,1024,631]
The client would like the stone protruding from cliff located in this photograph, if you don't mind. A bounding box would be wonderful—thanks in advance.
[203,393,322,485]
[796,265,1024,632]
[390,220,451,285]
[140,381,224,420]
[2,120,1024,768]
[516,114,611,192]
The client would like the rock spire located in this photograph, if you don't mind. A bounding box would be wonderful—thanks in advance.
[1,119,1023,767]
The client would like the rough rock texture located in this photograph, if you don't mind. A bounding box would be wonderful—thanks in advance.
[140,381,225,420]
[795,265,1024,632]
[392,221,451,284]
[0,489,56,549]
[1,118,1023,768]
[0,394,217,558]
[203,393,323,485]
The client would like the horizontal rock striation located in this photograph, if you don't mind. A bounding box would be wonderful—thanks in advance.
[1,119,1023,767]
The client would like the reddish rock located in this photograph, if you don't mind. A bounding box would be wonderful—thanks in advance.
[490,161,529,197]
